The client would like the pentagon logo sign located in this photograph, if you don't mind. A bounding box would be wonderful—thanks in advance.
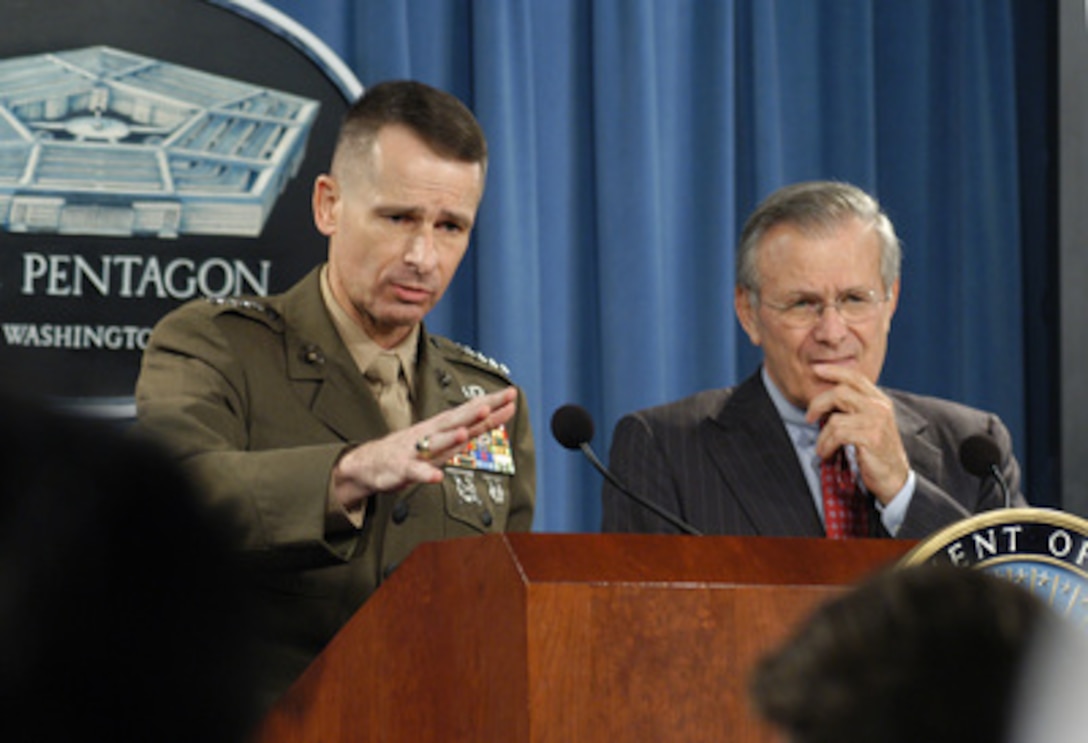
[0,46,319,239]
[0,0,360,413]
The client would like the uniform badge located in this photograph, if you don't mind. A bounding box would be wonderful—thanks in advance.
[461,384,486,399]
[483,474,508,505]
[450,469,482,505]
[445,424,516,475]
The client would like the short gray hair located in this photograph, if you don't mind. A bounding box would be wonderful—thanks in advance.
[736,181,901,295]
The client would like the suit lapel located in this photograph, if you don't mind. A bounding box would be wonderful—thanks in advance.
[893,396,942,484]
[415,333,471,419]
[701,374,824,535]
[274,269,479,446]
[278,267,390,443]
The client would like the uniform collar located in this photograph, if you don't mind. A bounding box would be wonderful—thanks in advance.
[319,264,419,391]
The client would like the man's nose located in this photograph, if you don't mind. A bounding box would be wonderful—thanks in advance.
[811,301,850,340]
[404,229,438,271]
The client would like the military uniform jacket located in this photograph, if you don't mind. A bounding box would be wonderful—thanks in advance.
[601,371,1023,538]
[135,265,535,710]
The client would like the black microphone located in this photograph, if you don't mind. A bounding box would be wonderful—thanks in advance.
[551,404,703,536]
[958,434,1011,509]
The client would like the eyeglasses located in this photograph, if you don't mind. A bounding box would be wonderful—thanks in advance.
[757,288,889,328]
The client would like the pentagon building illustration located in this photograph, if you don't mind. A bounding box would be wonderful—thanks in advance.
[0,46,320,238]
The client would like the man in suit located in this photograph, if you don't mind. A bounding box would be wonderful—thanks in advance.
[602,180,1022,538]
[136,80,535,713]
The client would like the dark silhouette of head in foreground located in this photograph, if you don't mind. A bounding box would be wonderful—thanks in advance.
[0,392,257,742]
[750,565,1051,743]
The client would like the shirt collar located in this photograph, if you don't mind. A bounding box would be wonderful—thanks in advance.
[319,265,419,390]
[761,366,818,447]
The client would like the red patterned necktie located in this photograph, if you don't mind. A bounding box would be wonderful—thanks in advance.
[820,446,869,539]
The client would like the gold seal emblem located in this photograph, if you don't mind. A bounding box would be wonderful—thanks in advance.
[903,508,1088,627]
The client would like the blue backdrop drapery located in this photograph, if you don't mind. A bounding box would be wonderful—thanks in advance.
[262,0,1057,532]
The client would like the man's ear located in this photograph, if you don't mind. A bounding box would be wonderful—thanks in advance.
[312,174,340,237]
[735,286,762,347]
[886,278,900,319]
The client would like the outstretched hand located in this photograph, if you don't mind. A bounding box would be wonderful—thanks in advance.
[331,386,517,512]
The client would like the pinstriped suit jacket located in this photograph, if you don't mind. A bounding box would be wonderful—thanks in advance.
[601,372,1024,539]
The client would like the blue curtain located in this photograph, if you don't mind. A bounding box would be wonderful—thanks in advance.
[262,0,1057,531]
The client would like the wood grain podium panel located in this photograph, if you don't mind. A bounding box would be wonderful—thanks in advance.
[253,533,913,743]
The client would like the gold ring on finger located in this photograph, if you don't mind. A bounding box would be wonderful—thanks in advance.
[415,436,432,458]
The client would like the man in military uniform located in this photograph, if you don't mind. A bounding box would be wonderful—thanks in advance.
[135,80,535,713]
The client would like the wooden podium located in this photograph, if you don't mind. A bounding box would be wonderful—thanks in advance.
[253,533,912,743]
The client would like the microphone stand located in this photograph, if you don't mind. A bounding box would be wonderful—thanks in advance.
[582,443,703,536]
[989,463,1012,509]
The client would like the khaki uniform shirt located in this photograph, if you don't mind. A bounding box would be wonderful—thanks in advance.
[134,265,535,712]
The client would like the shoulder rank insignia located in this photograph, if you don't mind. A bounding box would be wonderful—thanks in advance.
[444,424,516,475]
[452,341,510,376]
[204,296,279,320]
